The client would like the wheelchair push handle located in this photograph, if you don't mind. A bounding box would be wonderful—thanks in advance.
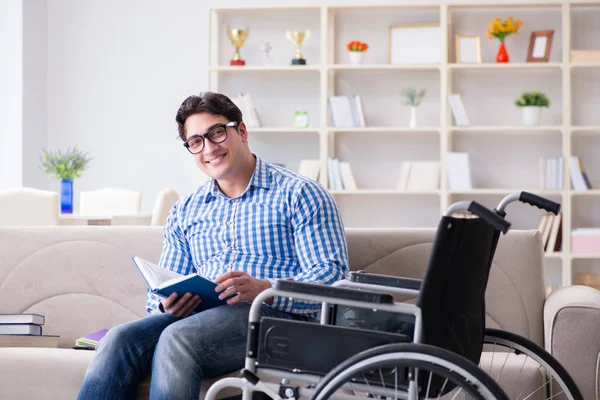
[445,201,511,233]
[468,201,511,234]
[519,191,561,214]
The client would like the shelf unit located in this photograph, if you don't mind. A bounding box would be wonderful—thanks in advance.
[208,1,600,288]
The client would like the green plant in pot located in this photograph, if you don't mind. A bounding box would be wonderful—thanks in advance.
[514,91,550,126]
[40,147,91,213]
[401,88,426,128]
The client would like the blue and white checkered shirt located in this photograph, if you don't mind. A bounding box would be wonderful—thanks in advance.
[146,155,349,316]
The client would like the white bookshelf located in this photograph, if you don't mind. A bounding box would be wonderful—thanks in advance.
[208,1,600,288]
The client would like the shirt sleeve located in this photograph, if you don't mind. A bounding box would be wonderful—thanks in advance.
[145,202,195,314]
[268,181,349,315]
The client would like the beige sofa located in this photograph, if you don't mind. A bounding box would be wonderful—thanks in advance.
[0,226,597,399]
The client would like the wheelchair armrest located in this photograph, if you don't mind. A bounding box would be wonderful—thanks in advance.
[350,271,422,291]
[274,279,394,304]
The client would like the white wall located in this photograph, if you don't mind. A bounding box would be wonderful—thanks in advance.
[0,0,23,189]
[22,0,48,189]
[45,0,567,211]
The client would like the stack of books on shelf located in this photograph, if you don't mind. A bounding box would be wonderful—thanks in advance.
[231,93,261,128]
[327,158,357,190]
[74,329,108,350]
[537,212,562,254]
[396,161,440,190]
[448,94,470,127]
[569,155,592,191]
[539,156,564,190]
[0,313,58,348]
[571,228,600,254]
[328,95,366,128]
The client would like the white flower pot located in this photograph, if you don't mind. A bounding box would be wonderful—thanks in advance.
[409,106,417,128]
[522,106,542,126]
[348,52,363,65]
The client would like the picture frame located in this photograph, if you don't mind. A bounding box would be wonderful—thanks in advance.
[455,35,481,64]
[389,23,441,64]
[527,30,554,62]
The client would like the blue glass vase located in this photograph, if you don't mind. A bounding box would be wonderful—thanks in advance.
[60,180,74,214]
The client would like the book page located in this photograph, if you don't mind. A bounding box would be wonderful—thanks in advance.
[133,257,182,289]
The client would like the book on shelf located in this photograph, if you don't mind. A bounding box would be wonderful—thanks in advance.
[448,94,470,127]
[446,152,472,190]
[328,95,366,128]
[75,329,108,349]
[569,155,592,191]
[297,159,320,181]
[396,161,440,190]
[231,93,261,128]
[539,156,563,190]
[536,212,562,253]
[0,313,44,325]
[0,335,58,348]
[327,158,357,190]
[132,257,234,313]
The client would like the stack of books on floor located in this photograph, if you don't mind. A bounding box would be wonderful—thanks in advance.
[0,313,58,348]
[74,329,108,350]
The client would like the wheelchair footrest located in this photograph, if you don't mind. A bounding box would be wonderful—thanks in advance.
[257,317,409,376]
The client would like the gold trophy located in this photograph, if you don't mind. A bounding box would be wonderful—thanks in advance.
[227,25,249,66]
[286,30,311,65]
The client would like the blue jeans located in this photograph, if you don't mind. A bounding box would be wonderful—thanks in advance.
[77,303,310,400]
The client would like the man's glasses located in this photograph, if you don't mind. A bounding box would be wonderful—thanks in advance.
[183,121,238,154]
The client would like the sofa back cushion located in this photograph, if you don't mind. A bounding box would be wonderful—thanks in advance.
[0,226,546,348]
[0,227,162,348]
[345,228,546,346]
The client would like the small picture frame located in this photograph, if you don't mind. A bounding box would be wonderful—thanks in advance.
[389,23,441,64]
[455,35,481,64]
[527,30,554,62]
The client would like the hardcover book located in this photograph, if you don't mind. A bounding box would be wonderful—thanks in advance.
[132,257,233,312]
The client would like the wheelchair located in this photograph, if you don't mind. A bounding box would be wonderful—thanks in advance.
[205,192,583,400]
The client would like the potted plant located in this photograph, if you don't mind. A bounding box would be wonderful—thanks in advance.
[40,147,91,213]
[401,88,426,128]
[346,40,368,65]
[514,91,550,126]
[486,16,523,63]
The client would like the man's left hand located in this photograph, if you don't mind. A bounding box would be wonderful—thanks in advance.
[215,271,272,304]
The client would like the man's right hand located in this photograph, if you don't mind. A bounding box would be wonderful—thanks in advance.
[160,292,202,318]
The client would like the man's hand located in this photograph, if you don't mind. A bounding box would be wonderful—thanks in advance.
[215,271,272,305]
[160,292,202,318]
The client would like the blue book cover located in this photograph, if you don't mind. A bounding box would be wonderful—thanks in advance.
[132,257,233,312]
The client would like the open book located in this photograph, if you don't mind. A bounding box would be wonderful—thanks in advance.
[132,257,232,312]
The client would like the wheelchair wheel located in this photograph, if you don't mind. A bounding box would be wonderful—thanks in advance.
[482,329,583,400]
[311,343,509,400]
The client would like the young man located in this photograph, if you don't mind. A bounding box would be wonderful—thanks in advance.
[77,92,349,400]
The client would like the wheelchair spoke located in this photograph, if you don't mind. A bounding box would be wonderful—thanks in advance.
[449,387,463,400]
[435,378,449,399]
[361,372,376,398]
[494,346,512,383]
[521,376,552,400]
[514,354,530,400]
[424,370,433,398]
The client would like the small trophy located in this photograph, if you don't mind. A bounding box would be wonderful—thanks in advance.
[286,30,311,65]
[227,25,249,66]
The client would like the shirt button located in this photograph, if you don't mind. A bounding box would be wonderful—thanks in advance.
[227,221,233,226]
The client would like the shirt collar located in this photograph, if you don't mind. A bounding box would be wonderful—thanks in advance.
[204,154,271,203]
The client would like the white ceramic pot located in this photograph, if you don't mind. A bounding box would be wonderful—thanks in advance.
[409,106,417,128]
[348,51,363,65]
[522,106,542,126]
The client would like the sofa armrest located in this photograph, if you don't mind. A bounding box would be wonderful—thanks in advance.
[544,285,600,400]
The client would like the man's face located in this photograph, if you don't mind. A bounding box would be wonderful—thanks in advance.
[184,113,248,181]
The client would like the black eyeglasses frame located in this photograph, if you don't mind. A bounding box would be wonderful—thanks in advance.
[183,121,238,154]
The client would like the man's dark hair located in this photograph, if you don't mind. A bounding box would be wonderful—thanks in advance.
[175,92,243,141]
